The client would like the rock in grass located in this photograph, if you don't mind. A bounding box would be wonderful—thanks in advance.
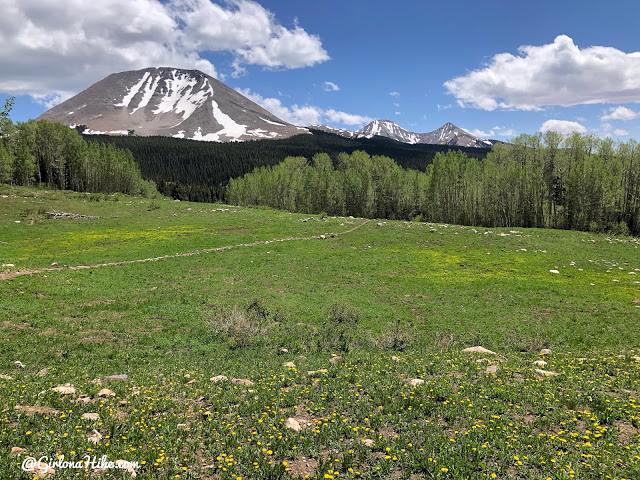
[539,349,552,355]
[462,346,497,355]
[53,384,76,395]
[210,375,228,383]
[23,459,55,478]
[82,413,100,421]
[363,439,375,447]
[87,429,102,444]
[549,269,560,274]
[14,405,59,415]
[391,356,401,362]
[534,360,547,367]
[231,378,254,386]
[0,374,12,380]
[282,361,296,368]
[408,378,424,386]
[37,368,49,377]
[535,369,558,377]
[97,388,115,397]
[307,369,328,375]
[485,365,498,374]
[102,374,129,382]
[11,446,25,455]
[285,417,301,432]
[115,459,137,478]
[14,361,24,369]
[329,356,343,365]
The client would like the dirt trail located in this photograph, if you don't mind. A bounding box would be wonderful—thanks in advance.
[0,220,370,281]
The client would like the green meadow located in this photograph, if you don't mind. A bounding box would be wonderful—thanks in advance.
[1,185,639,479]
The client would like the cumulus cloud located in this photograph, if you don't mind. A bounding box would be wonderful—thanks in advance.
[237,88,371,126]
[601,106,638,121]
[614,129,630,136]
[467,126,516,138]
[389,91,400,97]
[444,35,640,111]
[0,0,329,103]
[323,81,340,92]
[540,119,587,134]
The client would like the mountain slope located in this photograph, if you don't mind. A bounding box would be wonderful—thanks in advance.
[38,67,308,142]
[314,120,492,148]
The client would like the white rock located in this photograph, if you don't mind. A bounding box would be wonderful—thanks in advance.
[210,375,228,383]
[53,384,76,395]
[534,360,547,367]
[82,413,100,421]
[539,349,552,355]
[285,417,301,432]
[549,270,560,274]
[408,378,424,386]
[535,369,558,377]
[97,388,115,397]
[87,429,102,444]
[462,346,497,355]
[282,361,296,368]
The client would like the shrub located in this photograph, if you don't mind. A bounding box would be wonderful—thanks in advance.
[319,302,361,352]
[207,299,280,349]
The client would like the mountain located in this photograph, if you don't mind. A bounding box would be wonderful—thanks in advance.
[38,67,308,142]
[313,120,492,148]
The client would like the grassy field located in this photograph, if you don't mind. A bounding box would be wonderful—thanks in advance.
[1,185,639,479]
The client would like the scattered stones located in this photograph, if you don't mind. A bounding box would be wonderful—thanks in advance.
[363,439,375,447]
[549,269,560,274]
[87,429,102,444]
[97,388,115,397]
[82,413,100,421]
[285,417,301,432]
[535,369,558,377]
[0,374,13,380]
[186,379,197,386]
[74,395,92,404]
[476,358,489,364]
[118,400,128,407]
[377,222,384,227]
[2,263,15,268]
[102,374,129,382]
[14,361,24,368]
[231,378,254,386]
[534,360,547,367]
[298,355,307,360]
[329,356,343,365]
[462,346,497,355]
[539,349,552,355]
[307,369,328,375]
[53,384,76,395]
[37,368,49,377]
[408,378,424,386]
[485,365,498,374]
[11,446,25,455]
[280,348,289,354]
[282,361,296,368]
[391,356,401,362]
[210,375,228,383]
[50,262,58,267]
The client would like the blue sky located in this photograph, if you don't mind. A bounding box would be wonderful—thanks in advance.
[2,0,640,139]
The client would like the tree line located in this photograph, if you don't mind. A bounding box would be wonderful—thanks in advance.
[227,132,640,236]
[0,113,156,196]
[85,129,486,202]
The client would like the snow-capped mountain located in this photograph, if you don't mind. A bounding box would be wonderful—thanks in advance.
[38,67,308,142]
[312,120,492,148]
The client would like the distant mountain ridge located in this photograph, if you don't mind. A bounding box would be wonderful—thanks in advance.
[312,120,493,148]
[38,67,308,142]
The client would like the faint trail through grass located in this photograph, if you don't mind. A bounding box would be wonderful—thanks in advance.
[0,219,370,281]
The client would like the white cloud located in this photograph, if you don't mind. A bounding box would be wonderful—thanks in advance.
[445,35,640,111]
[540,119,587,134]
[0,0,328,102]
[614,129,630,136]
[394,111,401,115]
[323,81,340,92]
[393,102,400,107]
[601,106,638,121]
[466,126,516,138]
[237,88,371,126]
[324,109,372,125]
[389,91,400,97]
[437,104,453,111]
